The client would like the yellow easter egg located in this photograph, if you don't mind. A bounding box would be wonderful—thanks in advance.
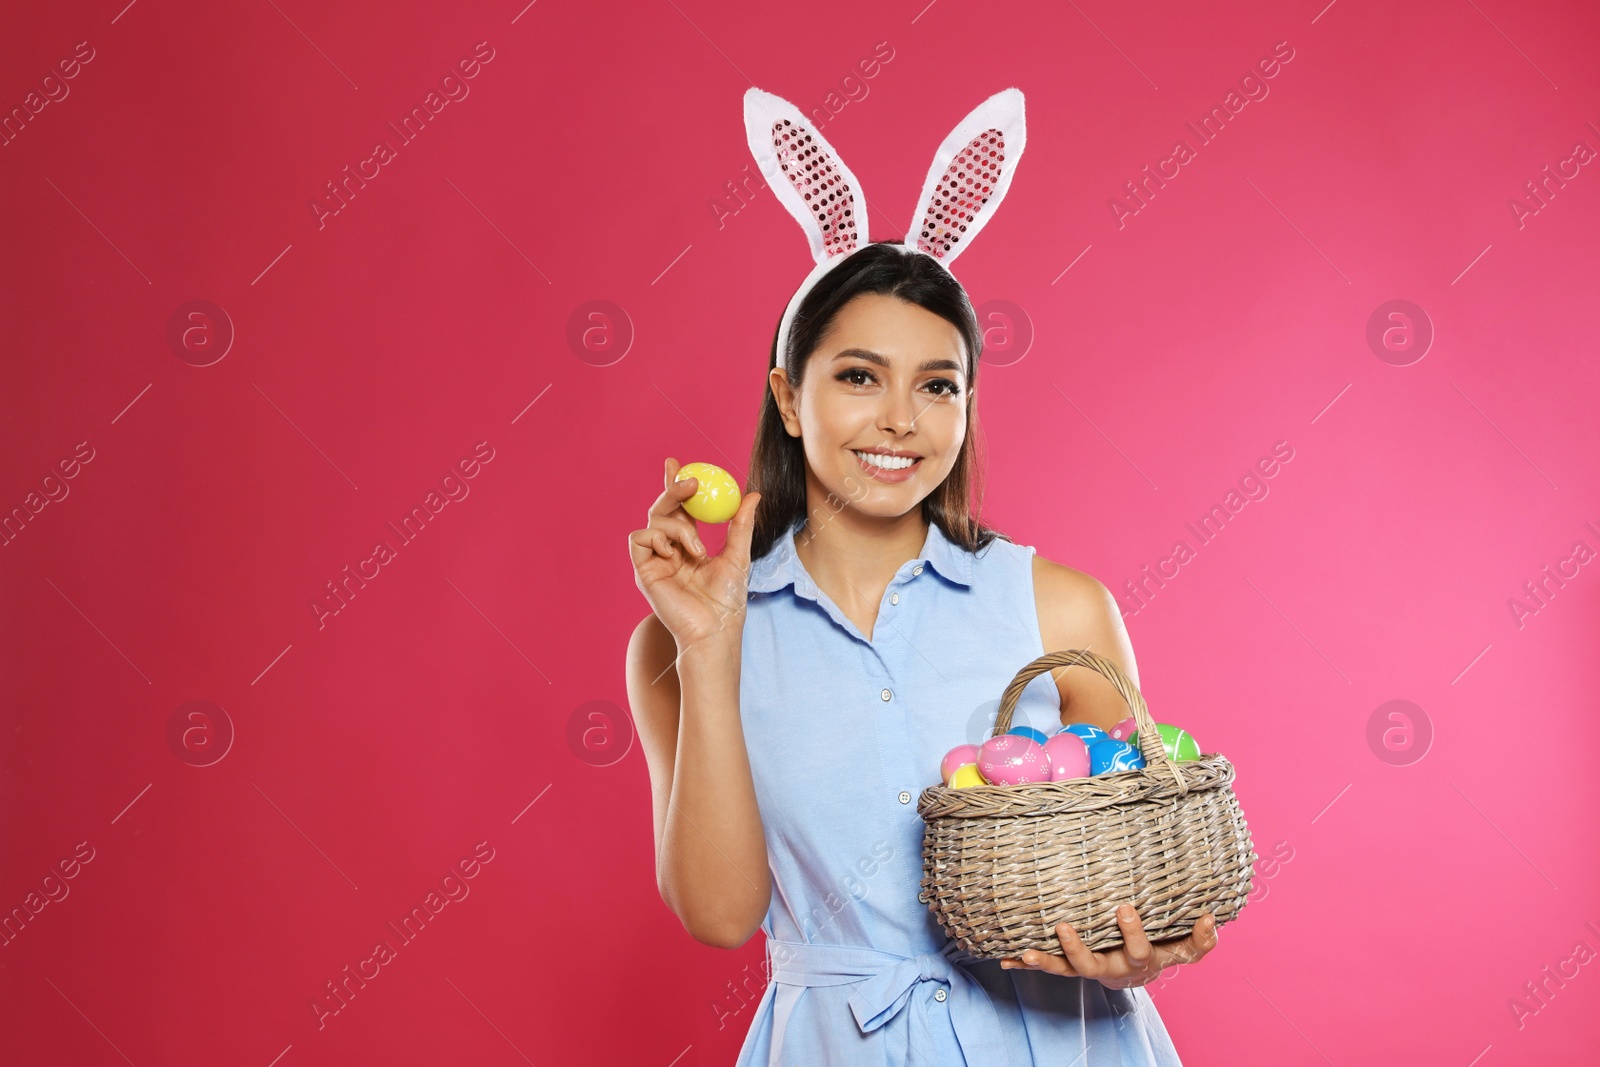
[675,462,741,524]
[948,764,987,789]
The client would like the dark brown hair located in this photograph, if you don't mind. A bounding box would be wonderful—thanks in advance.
[746,240,1011,562]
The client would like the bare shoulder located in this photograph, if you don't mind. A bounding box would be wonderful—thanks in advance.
[1031,554,1116,616]
[1031,555,1128,652]
[1030,553,1141,724]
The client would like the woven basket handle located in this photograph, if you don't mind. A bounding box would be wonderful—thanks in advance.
[993,648,1188,794]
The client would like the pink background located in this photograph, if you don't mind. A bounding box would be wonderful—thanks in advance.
[3,0,1598,1063]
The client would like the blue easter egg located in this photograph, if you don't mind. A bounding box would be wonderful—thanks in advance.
[1007,725,1050,746]
[1089,738,1146,775]
[1059,723,1110,747]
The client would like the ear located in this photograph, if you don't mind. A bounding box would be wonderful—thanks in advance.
[744,87,870,265]
[906,88,1026,266]
[769,366,802,437]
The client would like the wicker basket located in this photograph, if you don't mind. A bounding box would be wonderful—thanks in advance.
[917,649,1256,959]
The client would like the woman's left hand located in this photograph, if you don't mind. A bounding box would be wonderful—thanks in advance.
[998,905,1218,989]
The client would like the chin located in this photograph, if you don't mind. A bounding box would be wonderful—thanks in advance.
[840,470,938,510]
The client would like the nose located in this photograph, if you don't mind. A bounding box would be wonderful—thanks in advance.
[877,386,918,437]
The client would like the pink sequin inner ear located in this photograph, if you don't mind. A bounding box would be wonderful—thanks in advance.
[917,128,1006,259]
[770,118,859,257]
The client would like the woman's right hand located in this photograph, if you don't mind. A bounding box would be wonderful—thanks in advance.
[629,458,762,654]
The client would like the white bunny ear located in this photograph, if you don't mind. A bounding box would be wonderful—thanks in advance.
[907,88,1026,265]
[744,87,869,264]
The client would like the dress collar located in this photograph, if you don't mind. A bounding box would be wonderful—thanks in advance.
[747,517,975,596]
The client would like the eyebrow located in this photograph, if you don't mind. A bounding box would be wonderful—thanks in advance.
[831,348,965,375]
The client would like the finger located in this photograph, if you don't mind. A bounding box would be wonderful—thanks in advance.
[1015,948,1078,978]
[1152,937,1201,971]
[663,456,680,490]
[1047,922,1105,978]
[646,481,708,560]
[648,473,701,520]
[720,489,761,570]
[629,527,682,567]
[1159,913,1219,967]
[649,508,706,559]
[1115,904,1156,974]
[1148,917,1218,976]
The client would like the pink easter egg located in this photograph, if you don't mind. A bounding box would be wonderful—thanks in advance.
[940,744,982,783]
[1108,716,1139,743]
[976,734,1051,785]
[1043,731,1090,781]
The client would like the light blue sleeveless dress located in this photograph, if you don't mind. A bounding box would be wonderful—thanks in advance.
[733,517,1185,1067]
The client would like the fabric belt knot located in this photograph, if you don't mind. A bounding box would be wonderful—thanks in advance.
[767,937,1013,1067]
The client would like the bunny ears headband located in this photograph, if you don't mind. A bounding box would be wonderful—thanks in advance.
[742,85,1027,371]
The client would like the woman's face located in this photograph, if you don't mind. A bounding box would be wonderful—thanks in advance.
[771,292,972,519]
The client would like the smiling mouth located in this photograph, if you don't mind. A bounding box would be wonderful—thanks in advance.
[852,450,922,472]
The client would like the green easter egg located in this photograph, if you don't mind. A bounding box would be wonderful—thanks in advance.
[1130,723,1201,761]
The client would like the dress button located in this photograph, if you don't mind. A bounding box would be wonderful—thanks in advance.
[935,988,948,1002]
[890,593,900,605]
[913,565,924,576]
[898,790,911,804]
[881,688,892,702]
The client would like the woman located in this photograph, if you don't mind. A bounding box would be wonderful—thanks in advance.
[626,242,1219,1065]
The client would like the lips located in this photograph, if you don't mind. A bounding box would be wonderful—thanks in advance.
[853,449,920,470]
[852,449,923,483]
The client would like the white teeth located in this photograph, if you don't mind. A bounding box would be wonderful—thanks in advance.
[855,451,918,471]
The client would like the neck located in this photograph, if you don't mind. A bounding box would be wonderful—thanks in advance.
[793,493,929,614]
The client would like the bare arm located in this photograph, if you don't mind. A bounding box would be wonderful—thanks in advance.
[625,460,771,949]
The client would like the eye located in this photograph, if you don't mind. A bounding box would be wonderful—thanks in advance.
[837,367,877,387]
[925,377,961,397]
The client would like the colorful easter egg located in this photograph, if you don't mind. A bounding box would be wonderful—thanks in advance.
[941,744,981,783]
[1108,716,1139,743]
[1058,723,1110,747]
[948,764,987,789]
[1130,723,1202,762]
[1089,738,1146,775]
[1042,731,1090,781]
[977,734,1051,785]
[673,462,741,523]
[1007,725,1050,746]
